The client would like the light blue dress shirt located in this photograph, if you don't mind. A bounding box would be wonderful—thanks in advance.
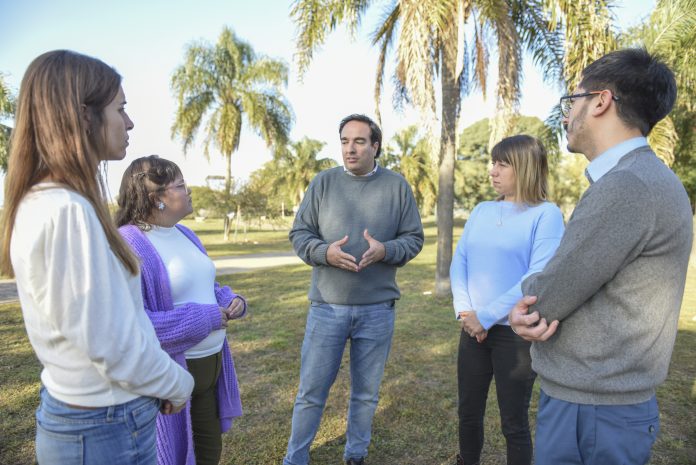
[586,137,648,183]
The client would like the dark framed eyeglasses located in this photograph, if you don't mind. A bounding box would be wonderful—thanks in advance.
[559,91,619,118]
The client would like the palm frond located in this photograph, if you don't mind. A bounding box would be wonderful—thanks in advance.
[648,116,678,166]
[291,0,373,77]
[511,0,564,87]
[370,2,400,125]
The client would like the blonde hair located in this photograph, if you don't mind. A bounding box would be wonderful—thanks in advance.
[0,50,138,276]
[491,135,548,205]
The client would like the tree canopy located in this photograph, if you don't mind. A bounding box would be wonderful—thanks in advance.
[171,26,294,238]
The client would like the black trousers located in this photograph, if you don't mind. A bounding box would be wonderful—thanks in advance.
[457,325,536,465]
[187,350,224,465]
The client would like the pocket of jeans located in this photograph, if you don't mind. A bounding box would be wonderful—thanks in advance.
[35,421,84,463]
[622,413,660,462]
[625,413,659,436]
[131,397,160,431]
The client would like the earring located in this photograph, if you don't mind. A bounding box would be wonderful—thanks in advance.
[158,202,165,211]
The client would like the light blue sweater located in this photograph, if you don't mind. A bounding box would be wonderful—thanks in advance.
[450,200,564,329]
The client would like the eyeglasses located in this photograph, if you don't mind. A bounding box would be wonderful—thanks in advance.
[166,181,188,191]
[559,90,619,118]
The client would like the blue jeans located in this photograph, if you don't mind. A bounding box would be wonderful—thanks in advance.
[534,390,660,465]
[283,301,396,465]
[35,387,161,465]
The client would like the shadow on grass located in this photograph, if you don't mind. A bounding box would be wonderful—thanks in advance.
[0,303,41,465]
[651,327,696,465]
[218,261,509,465]
[2,258,694,465]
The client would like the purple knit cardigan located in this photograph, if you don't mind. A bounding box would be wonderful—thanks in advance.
[119,224,244,465]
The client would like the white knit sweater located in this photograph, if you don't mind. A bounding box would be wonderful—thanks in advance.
[11,184,193,407]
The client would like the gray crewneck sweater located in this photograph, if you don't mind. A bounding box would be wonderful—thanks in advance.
[522,147,692,404]
[290,166,424,305]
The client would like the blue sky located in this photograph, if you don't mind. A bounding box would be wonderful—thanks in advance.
[0,0,655,204]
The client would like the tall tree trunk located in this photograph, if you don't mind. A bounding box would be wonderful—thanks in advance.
[233,204,241,242]
[435,37,460,298]
[223,153,232,241]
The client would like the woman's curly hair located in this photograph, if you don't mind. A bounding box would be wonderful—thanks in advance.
[114,155,182,230]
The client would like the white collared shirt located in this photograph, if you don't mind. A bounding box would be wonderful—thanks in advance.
[344,163,379,177]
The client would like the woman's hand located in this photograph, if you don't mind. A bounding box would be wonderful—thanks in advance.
[459,311,486,341]
[219,307,229,327]
[225,297,245,320]
[160,399,186,415]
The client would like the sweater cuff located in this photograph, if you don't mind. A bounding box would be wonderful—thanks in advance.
[205,304,225,331]
[383,241,396,263]
[310,243,330,266]
[477,310,500,330]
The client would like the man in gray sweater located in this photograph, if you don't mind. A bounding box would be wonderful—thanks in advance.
[509,49,692,465]
[283,114,424,465]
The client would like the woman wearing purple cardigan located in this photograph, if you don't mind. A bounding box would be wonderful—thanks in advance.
[116,155,246,465]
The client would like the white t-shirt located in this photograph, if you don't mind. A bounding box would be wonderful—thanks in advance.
[11,184,193,407]
[145,226,225,359]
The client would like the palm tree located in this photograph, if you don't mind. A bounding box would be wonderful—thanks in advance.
[291,0,563,295]
[382,126,437,215]
[624,0,696,209]
[0,74,15,172]
[276,137,337,209]
[171,26,293,239]
[542,0,617,147]
[621,0,696,166]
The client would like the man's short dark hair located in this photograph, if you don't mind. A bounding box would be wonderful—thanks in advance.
[580,48,677,136]
[339,114,382,158]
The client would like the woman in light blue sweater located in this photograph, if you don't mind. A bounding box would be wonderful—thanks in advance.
[450,135,564,465]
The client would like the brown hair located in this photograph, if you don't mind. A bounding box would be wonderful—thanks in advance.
[115,155,183,230]
[491,135,548,205]
[580,48,676,136]
[0,50,138,276]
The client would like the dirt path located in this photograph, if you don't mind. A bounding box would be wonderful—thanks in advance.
[0,252,302,304]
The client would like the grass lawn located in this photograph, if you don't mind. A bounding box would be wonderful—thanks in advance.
[1,221,694,464]
[178,218,295,257]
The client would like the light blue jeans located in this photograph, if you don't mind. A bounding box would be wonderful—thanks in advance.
[35,387,161,465]
[283,301,396,465]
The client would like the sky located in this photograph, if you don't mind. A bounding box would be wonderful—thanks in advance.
[0,0,655,205]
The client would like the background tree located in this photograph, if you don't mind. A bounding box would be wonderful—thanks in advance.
[548,154,589,219]
[0,74,15,172]
[171,26,293,239]
[274,137,336,210]
[291,0,563,296]
[456,119,496,211]
[382,125,437,215]
[622,0,696,209]
[247,160,294,217]
[190,185,228,218]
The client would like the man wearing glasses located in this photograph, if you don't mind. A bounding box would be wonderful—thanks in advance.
[509,48,692,464]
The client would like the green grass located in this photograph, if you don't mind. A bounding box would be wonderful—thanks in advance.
[1,222,695,464]
[179,218,295,257]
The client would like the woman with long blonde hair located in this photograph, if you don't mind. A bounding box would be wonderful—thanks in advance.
[0,50,193,465]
